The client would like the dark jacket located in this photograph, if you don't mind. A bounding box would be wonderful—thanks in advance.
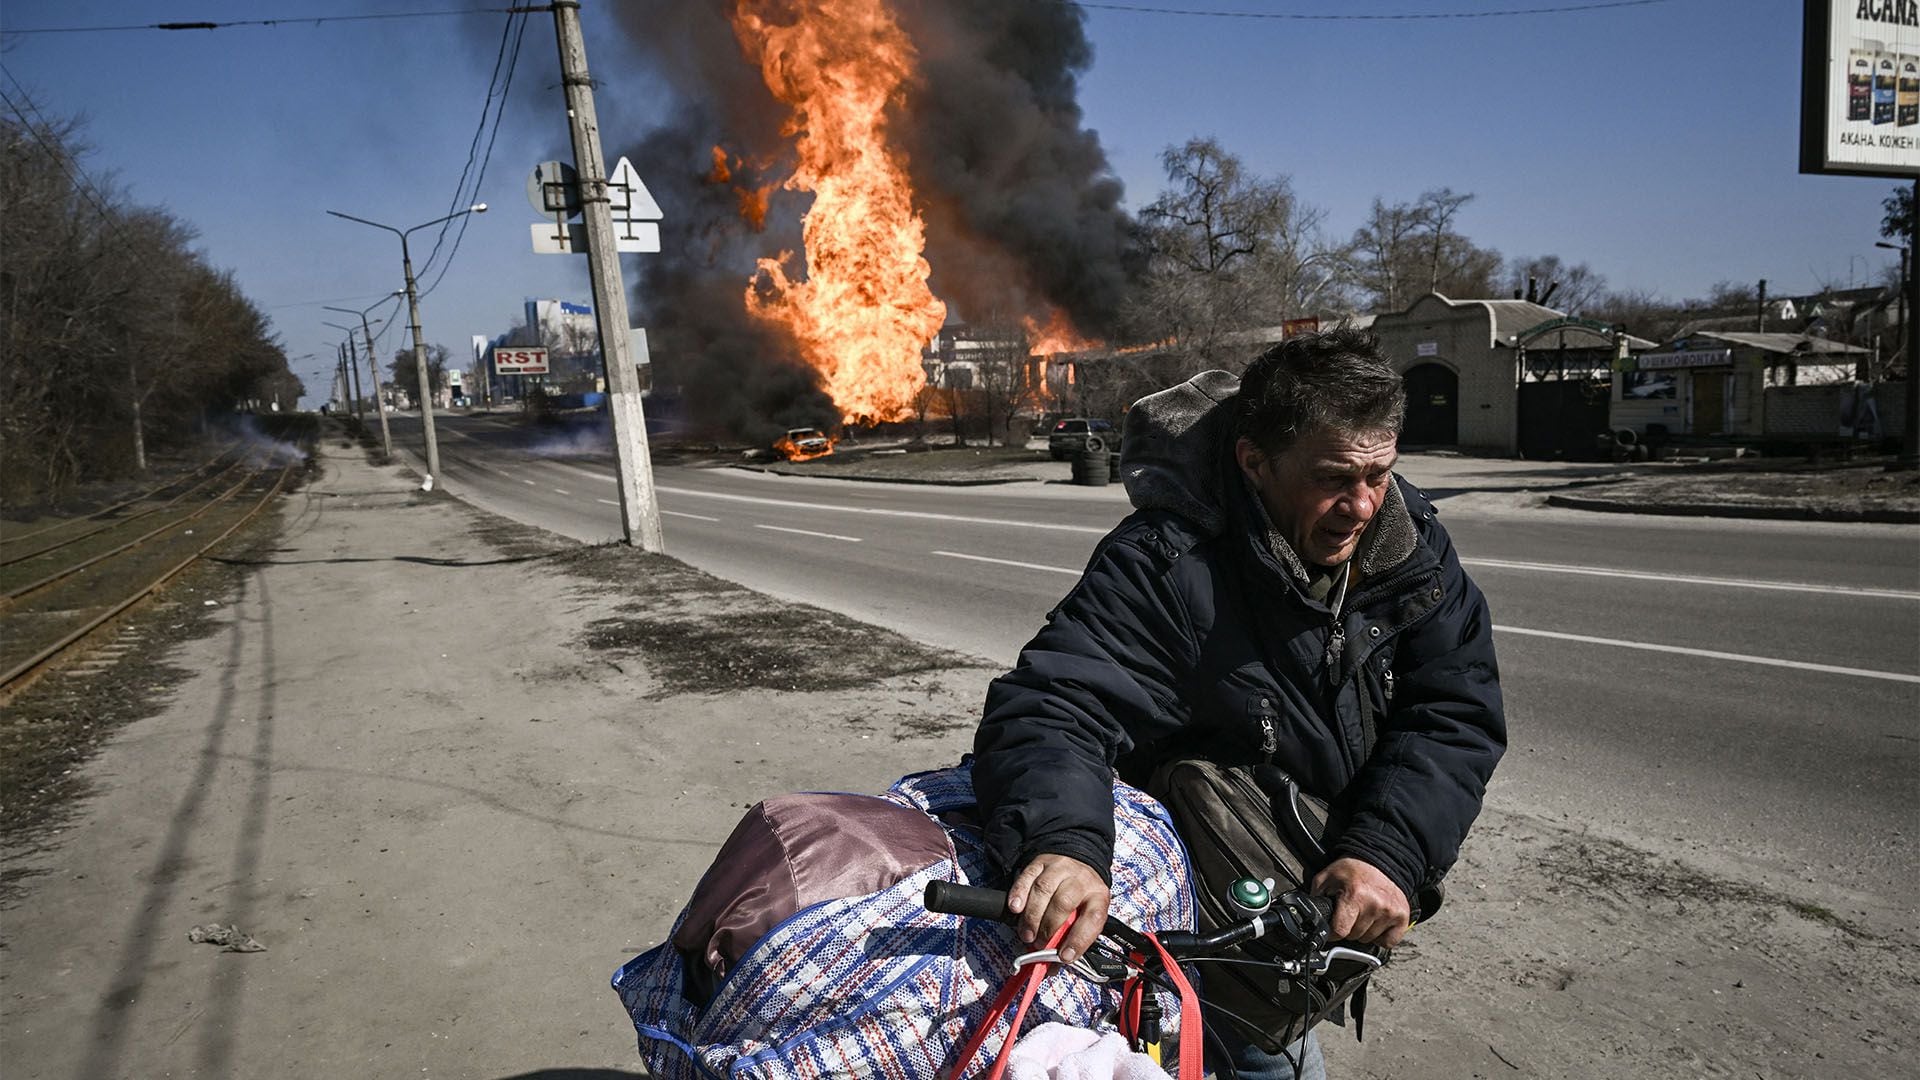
[973,371,1506,905]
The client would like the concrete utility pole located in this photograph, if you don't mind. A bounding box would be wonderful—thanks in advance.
[327,205,486,489]
[325,321,367,425]
[325,300,395,460]
[1905,178,1919,469]
[550,0,665,551]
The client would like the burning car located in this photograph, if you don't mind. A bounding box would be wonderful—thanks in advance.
[773,427,834,461]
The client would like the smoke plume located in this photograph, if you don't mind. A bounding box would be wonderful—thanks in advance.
[608,0,1139,441]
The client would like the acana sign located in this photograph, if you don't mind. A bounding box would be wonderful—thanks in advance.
[1857,1,1920,25]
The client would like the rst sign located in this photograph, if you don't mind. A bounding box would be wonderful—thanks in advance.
[493,346,549,375]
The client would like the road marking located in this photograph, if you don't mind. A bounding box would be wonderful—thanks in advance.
[494,468,514,478]
[934,550,1081,576]
[928,550,1919,685]
[1494,625,1920,684]
[654,484,1108,534]
[596,498,619,506]
[755,523,862,543]
[1463,557,1920,601]
[663,510,720,522]
[553,488,571,496]
[522,479,536,486]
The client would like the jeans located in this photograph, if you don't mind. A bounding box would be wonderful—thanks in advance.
[1206,1028,1325,1080]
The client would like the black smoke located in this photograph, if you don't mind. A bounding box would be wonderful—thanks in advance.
[606,0,1141,441]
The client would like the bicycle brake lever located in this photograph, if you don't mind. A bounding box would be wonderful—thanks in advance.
[1313,945,1385,976]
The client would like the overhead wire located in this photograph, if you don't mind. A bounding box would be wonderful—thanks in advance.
[420,8,531,300]
[1061,0,1672,18]
[0,8,530,36]
[413,7,520,284]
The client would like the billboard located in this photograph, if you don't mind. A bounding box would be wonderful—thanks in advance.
[494,346,550,375]
[1802,0,1920,177]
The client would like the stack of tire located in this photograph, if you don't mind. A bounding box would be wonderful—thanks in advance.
[1071,435,1109,486]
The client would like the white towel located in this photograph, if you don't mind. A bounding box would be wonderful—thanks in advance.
[1005,1021,1168,1080]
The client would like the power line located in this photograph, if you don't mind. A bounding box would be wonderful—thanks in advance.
[0,68,120,225]
[1064,0,1673,19]
[414,8,520,283]
[0,8,532,36]
[422,10,530,300]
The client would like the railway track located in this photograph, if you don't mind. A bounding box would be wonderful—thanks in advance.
[0,459,300,702]
[0,446,243,553]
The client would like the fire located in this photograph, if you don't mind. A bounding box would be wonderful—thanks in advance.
[1023,308,1101,356]
[726,0,946,426]
[708,145,774,231]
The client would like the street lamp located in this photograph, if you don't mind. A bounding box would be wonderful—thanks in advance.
[324,295,400,459]
[322,321,367,424]
[326,203,487,486]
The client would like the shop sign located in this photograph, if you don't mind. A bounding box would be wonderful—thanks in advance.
[1415,341,1439,357]
[1638,348,1733,370]
[1802,0,1920,178]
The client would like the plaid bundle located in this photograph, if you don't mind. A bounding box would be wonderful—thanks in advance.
[613,762,1195,1079]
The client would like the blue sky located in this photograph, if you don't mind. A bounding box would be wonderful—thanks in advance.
[0,1,1893,406]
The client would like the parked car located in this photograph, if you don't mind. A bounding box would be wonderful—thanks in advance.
[1048,417,1116,460]
[773,427,834,461]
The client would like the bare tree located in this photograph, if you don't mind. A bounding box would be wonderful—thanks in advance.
[1352,189,1502,311]
[1507,255,1608,314]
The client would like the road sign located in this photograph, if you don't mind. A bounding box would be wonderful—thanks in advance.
[527,160,582,217]
[493,345,550,375]
[531,221,589,255]
[607,156,662,220]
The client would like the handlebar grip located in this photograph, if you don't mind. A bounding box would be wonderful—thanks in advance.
[923,880,1011,920]
[1304,892,1335,924]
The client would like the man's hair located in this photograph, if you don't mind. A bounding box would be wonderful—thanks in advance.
[1233,328,1407,455]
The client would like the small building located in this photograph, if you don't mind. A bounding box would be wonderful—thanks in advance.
[1371,293,1650,456]
[1613,332,1869,440]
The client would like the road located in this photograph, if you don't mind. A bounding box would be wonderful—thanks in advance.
[389,411,1919,923]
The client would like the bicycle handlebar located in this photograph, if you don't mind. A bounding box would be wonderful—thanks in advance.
[922,880,1337,962]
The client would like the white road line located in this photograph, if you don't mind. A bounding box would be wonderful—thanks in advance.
[522,479,536,486]
[933,550,1081,576]
[494,468,514,478]
[1494,625,1920,684]
[1463,557,1920,601]
[755,523,862,543]
[596,498,619,506]
[553,488,572,496]
[655,484,1108,534]
[663,509,721,522]
[929,550,1918,685]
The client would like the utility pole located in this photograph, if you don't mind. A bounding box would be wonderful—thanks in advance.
[1904,178,1919,469]
[346,332,365,423]
[326,301,395,460]
[550,0,665,551]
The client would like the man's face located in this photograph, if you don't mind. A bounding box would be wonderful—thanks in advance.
[1236,428,1399,568]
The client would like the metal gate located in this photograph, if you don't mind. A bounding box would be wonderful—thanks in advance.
[1402,364,1458,446]
[1517,379,1610,459]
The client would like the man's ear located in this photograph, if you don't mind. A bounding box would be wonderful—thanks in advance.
[1233,436,1266,483]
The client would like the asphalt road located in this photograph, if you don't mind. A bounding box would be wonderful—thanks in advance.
[388,412,1920,922]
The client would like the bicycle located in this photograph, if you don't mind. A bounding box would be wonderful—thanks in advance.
[923,877,1384,1080]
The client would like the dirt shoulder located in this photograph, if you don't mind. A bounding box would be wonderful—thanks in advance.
[2,434,1912,1080]
[1548,458,1920,522]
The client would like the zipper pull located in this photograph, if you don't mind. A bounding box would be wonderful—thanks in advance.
[1382,667,1396,704]
[1259,710,1277,757]
[1324,623,1345,671]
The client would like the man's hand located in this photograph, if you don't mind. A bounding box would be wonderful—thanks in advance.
[1005,853,1109,965]
[1311,857,1410,947]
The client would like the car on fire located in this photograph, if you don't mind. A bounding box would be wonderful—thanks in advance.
[1047,417,1116,460]
[773,427,834,461]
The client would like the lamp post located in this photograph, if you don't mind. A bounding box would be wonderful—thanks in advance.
[326,204,487,487]
[1876,241,1909,386]
[324,297,398,459]
[322,321,367,424]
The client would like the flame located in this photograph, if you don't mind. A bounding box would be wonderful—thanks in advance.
[708,145,776,231]
[1023,309,1101,356]
[727,0,946,426]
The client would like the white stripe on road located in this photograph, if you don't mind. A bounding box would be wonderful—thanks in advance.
[1494,625,1920,684]
[1463,557,1920,601]
[654,484,1109,534]
[931,550,1919,684]
[934,550,1081,576]
[553,488,571,496]
[663,509,721,522]
[755,523,862,543]
[596,498,619,506]
[522,479,536,486]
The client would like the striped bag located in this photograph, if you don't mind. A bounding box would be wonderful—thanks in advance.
[612,761,1195,1079]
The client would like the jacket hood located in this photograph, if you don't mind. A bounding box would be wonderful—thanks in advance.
[1120,369,1420,582]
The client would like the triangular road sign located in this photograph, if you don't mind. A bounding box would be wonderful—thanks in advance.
[608,156,663,221]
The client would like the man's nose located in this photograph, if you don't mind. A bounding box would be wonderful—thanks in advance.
[1342,485,1378,521]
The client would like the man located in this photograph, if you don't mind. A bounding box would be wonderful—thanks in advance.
[973,330,1506,1077]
